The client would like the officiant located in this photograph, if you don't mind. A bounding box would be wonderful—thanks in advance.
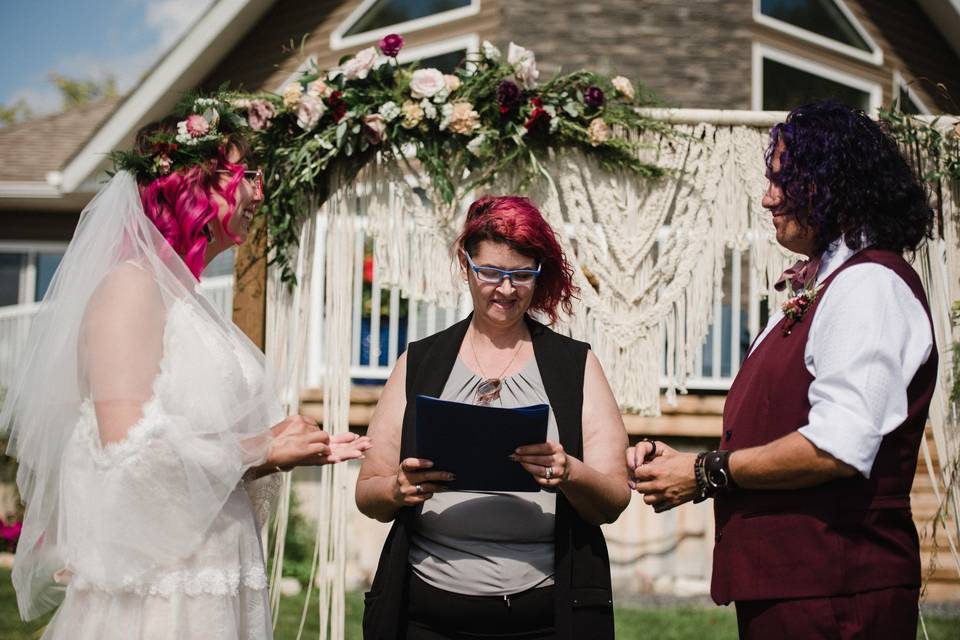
[355,195,630,640]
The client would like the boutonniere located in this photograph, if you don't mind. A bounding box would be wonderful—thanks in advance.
[781,283,823,335]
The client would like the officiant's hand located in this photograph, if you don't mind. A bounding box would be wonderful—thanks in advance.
[630,442,698,512]
[394,458,454,506]
[511,441,570,487]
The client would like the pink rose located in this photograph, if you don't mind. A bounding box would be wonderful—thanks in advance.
[247,99,277,131]
[342,46,379,81]
[507,42,539,89]
[409,68,446,99]
[185,114,210,138]
[363,113,387,145]
[296,94,327,131]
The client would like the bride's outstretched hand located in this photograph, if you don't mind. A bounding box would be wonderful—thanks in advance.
[266,416,371,469]
[327,431,372,463]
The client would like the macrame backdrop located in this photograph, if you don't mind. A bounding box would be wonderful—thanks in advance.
[262,112,960,638]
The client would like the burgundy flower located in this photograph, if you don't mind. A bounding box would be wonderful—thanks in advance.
[524,97,551,136]
[328,91,348,123]
[497,80,521,116]
[378,33,404,58]
[584,86,605,109]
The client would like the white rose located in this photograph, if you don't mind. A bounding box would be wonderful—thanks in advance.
[410,68,446,99]
[296,94,327,131]
[507,42,539,89]
[611,76,636,101]
[342,46,379,80]
[481,40,501,61]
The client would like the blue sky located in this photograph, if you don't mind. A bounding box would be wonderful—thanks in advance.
[0,0,214,115]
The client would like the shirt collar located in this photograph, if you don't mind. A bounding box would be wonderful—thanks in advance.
[815,236,863,285]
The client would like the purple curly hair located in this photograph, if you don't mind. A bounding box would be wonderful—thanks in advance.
[766,100,933,255]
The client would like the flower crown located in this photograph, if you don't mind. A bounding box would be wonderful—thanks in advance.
[110,93,263,181]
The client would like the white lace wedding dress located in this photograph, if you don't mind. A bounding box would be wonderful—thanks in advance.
[38,271,282,640]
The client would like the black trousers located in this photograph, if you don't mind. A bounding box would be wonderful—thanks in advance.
[404,572,555,640]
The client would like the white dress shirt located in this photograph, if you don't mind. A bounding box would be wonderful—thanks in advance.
[749,239,933,478]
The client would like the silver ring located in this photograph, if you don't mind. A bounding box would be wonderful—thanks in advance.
[415,484,423,495]
[545,466,553,480]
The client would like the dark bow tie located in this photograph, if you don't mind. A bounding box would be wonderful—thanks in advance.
[774,256,822,293]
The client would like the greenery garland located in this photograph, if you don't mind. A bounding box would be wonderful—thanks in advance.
[247,37,672,285]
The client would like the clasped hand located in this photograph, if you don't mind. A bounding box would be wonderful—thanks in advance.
[626,440,698,512]
[392,441,569,507]
[267,415,372,470]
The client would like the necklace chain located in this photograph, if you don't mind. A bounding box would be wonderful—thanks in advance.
[469,325,525,381]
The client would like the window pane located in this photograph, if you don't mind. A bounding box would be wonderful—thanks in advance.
[897,87,923,115]
[411,49,466,74]
[0,254,23,307]
[762,58,870,112]
[202,247,236,279]
[344,0,470,36]
[761,0,871,52]
[34,252,64,301]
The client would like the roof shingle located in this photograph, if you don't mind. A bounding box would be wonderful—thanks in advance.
[0,97,122,183]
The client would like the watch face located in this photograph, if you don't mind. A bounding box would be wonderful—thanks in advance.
[708,468,728,489]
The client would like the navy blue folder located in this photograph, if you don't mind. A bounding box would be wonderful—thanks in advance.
[414,395,549,492]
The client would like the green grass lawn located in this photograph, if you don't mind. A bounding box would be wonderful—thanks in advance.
[1,568,958,639]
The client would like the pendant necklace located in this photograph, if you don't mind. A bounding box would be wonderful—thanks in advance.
[469,327,525,405]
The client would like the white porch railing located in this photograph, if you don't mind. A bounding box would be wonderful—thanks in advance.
[0,275,234,395]
[302,217,768,391]
[0,245,765,396]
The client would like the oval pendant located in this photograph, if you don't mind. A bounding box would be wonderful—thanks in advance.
[476,378,502,404]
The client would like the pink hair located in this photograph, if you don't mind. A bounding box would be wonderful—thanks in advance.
[457,196,578,324]
[138,147,245,278]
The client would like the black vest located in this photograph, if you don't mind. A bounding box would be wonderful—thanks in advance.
[361,315,615,640]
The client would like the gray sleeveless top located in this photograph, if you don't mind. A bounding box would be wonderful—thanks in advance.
[408,356,559,596]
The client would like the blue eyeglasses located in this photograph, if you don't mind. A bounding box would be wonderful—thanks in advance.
[463,251,541,287]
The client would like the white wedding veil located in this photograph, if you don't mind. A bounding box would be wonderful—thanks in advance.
[0,172,280,619]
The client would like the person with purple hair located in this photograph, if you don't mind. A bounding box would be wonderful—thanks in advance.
[2,96,370,639]
[627,100,937,639]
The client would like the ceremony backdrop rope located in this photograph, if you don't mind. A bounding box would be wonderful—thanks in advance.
[215,34,960,634]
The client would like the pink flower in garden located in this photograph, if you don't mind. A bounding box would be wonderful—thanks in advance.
[378,33,404,57]
[247,99,277,131]
[185,114,210,138]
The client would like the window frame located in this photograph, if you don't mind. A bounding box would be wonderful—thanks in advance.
[0,240,69,306]
[753,0,883,66]
[893,71,932,115]
[331,0,482,51]
[751,42,882,114]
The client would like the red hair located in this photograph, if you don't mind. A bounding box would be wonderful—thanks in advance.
[458,196,578,324]
[138,146,246,279]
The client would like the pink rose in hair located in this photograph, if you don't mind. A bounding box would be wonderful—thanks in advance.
[185,114,210,138]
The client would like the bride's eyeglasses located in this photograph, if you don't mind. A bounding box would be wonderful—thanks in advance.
[463,251,540,286]
[216,169,264,199]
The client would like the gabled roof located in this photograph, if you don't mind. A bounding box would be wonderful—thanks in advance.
[0,0,277,203]
[0,96,120,185]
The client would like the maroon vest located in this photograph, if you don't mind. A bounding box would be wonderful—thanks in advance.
[711,249,938,605]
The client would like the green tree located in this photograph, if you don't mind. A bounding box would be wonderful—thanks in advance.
[49,72,117,108]
[0,100,33,127]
